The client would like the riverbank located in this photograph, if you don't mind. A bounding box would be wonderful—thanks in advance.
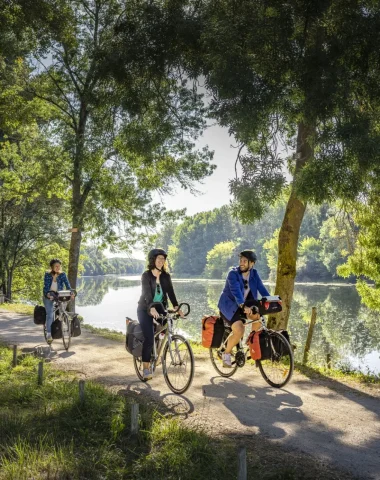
[1,303,379,386]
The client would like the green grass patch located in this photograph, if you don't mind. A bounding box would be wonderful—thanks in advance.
[295,361,380,386]
[0,303,34,315]
[82,323,125,342]
[0,344,235,479]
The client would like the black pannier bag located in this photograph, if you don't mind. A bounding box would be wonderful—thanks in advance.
[33,305,46,325]
[125,319,145,357]
[258,295,282,316]
[71,315,82,337]
[51,319,62,339]
[258,330,272,360]
[270,330,290,357]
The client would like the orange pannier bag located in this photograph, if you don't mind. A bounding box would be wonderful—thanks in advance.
[246,331,262,360]
[201,315,224,348]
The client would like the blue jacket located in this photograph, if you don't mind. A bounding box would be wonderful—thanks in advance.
[218,266,270,321]
[43,272,71,298]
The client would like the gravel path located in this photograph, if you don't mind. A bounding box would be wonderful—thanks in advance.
[1,311,380,479]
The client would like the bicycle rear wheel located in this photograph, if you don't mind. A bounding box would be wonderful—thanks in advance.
[258,331,294,388]
[133,355,146,381]
[163,335,194,394]
[209,330,239,377]
[61,314,71,351]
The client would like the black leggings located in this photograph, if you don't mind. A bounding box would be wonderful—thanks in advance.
[137,308,155,362]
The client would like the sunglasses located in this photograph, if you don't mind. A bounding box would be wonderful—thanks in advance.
[156,284,161,294]
[244,280,248,290]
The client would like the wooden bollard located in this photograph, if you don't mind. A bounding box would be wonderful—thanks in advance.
[303,307,317,365]
[79,380,85,403]
[131,403,139,435]
[238,446,247,480]
[12,345,17,367]
[37,361,44,385]
[327,352,332,369]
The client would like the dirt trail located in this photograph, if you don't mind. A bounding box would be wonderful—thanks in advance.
[1,311,380,479]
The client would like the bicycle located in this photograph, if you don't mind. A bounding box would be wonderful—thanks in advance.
[44,289,77,351]
[131,302,195,395]
[210,314,294,388]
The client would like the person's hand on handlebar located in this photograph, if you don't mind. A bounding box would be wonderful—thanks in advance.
[173,306,185,318]
[150,307,160,319]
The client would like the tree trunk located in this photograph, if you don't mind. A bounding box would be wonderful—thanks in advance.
[6,268,12,302]
[268,121,315,330]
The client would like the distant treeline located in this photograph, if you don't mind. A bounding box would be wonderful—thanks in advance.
[81,247,144,276]
[150,201,355,282]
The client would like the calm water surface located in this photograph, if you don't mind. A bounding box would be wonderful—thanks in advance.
[76,276,380,375]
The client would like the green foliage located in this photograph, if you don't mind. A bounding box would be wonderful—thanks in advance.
[204,240,237,279]
[81,246,144,276]
[338,192,380,310]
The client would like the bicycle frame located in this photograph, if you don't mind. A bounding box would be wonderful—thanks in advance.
[150,313,177,372]
[221,316,267,359]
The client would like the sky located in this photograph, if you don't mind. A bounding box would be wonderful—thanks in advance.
[153,123,237,215]
[107,123,240,259]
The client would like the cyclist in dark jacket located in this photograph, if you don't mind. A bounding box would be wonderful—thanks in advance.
[137,248,184,380]
[218,250,270,367]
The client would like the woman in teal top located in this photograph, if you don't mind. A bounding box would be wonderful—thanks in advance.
[137,248,184,380]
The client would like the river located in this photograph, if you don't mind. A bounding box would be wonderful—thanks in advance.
[76,275,380,375]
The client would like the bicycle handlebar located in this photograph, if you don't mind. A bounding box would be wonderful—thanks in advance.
[152,302,191,319]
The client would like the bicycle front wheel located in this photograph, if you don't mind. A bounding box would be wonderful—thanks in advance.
[163,335,194,394]
[61,314,71,351]
[209,331,239,378]
[258,331,294,388]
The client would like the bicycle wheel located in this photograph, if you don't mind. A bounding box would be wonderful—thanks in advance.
[133,355,145,382]
[61,314,71,351]
[258,331,294,388]
[163,334,194,394]
[209,330,239,378]
[43,324,49,344]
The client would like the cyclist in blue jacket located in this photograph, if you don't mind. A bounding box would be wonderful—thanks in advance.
[218,250,270,367]
[43,258,73,343]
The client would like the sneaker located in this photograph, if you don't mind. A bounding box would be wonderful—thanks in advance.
[46,333,53,344]
[222,353,232,368]
[143,368,153,381]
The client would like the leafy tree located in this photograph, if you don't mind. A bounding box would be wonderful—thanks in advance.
[204,240,237,279]
[186,0,380,328]
[18,0,214,289]
[338,190,380,310]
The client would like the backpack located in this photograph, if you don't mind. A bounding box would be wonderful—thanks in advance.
[51,319,63,339]
[201,315,225,348]
[71,315,82,337]
[125,320,145,357]
[246,330,272,360]
[33,305,46,325]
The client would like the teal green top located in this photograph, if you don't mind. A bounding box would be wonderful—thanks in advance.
[153,283,164,303]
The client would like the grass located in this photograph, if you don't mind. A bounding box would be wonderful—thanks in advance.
[0,343,237,480]
[295,361,380,386]
[0,303,34,315]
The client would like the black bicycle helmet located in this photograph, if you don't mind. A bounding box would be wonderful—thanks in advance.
[49,258,62,267]
[239,250,257,263]
[148,248,168,262]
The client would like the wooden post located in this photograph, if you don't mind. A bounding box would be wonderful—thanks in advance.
[37,361,44,385]
[79,380,85,403]
[238,446,247,480]
[303,307,317,365]
[327,352,332,369]
[12,345,17,367]
[131,403,139,435]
